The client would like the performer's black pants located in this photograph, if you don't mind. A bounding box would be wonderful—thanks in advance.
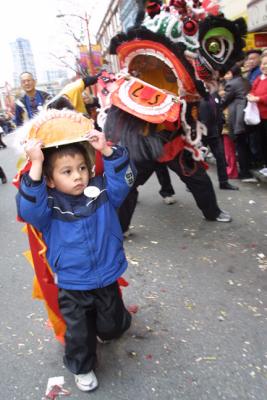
[119,155,221,232]
[0,166,6,180]
[58,282,131,375]
[0,133,6,148]
[154,163,175,198]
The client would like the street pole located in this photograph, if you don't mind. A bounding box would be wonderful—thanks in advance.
[84,12,95,76]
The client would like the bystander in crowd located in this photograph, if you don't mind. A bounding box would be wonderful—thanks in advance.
[221,65,257,183]
[14,72,52,126]
[247,53,267,170]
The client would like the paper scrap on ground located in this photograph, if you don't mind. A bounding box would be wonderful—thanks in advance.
[45,376,70,399]
[259,168,267,176]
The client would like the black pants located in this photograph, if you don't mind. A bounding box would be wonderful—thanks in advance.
[58,282,131,374]
[154,163,175,198]
[247,124,264,167]
[260,120,267,165]
[235,134,253,178]
[118,160,175,232]
[0,166,7,181]
[167,153,221,220]
[0,133,6,148]
[202,136,228,184]
[119,153,221,232]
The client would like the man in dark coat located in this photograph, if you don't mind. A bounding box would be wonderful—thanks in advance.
[199,79,239,190]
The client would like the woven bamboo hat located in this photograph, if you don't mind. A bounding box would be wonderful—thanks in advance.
[27,109,94,148]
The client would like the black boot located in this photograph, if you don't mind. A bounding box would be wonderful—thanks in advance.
[0,167,7,183]
[219,182,239,190]
[0,134,7,148]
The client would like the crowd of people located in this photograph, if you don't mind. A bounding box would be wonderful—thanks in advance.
[0,45,266,393]
[217,48,267,183]
[2,49,267,190]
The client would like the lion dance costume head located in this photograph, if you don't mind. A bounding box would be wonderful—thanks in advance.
[96,0,247,163]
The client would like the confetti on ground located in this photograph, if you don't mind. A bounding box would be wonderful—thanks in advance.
[145,354,153,360]
[45,377,70,399]
[45,385,70,399]
[127,351,137,358]
[127,304,139,314]
[128,258,139,266]
[196,356,217,362]
[257,253,265,259]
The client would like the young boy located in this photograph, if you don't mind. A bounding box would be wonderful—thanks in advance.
[16,124,136,392]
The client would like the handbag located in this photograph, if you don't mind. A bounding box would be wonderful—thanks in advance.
[244,101,260,125]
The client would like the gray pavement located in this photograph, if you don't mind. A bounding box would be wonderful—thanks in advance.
[0,135,267,400]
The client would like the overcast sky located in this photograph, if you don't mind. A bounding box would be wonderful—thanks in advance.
[0,0,111,86]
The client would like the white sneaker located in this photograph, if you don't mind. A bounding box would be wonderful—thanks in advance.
[163,196,177,205]
[241,177,257,183]
[96,335,111,344]
[74,370,98,392]
[216,211,232,223]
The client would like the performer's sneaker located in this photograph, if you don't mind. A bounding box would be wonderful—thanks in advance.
[74,371,98,392]
[123,229,132,238]
[216,211,232,223]
[97,336,111,344]
[163,195,177,205]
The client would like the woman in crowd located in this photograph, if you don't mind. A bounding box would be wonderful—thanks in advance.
[219,79,238,179]
[221,65,256,182]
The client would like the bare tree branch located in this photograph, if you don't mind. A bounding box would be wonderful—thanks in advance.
[50,52,79,74]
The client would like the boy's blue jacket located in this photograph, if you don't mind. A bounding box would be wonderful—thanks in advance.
[16,146,136,291]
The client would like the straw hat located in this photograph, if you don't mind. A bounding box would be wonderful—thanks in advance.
[27,109,94,148]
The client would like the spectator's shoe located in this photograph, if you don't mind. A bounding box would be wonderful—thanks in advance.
[74,371,98,392]
[1,176,7,184]
[219,182,239,190]
[163,195,177,205]
[216,211,232,223]
[241,177,257,183]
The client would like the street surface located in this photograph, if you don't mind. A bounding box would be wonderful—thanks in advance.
[0,135,267,400]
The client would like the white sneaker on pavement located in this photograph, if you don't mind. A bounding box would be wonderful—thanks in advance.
[97,335,111,344]
[74,370,98,392]
[216,211,232,223]
[163,196,177,205]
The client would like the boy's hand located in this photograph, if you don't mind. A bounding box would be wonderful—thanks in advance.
[24,139,44,181]
[25,139,44,163]
[87,129,113,157]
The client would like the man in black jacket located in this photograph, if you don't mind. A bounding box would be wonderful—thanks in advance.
[199,80,239,190]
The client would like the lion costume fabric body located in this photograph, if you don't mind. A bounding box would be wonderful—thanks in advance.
[96,0,247,230]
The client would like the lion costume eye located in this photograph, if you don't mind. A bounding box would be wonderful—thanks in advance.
[202,27,234,65]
